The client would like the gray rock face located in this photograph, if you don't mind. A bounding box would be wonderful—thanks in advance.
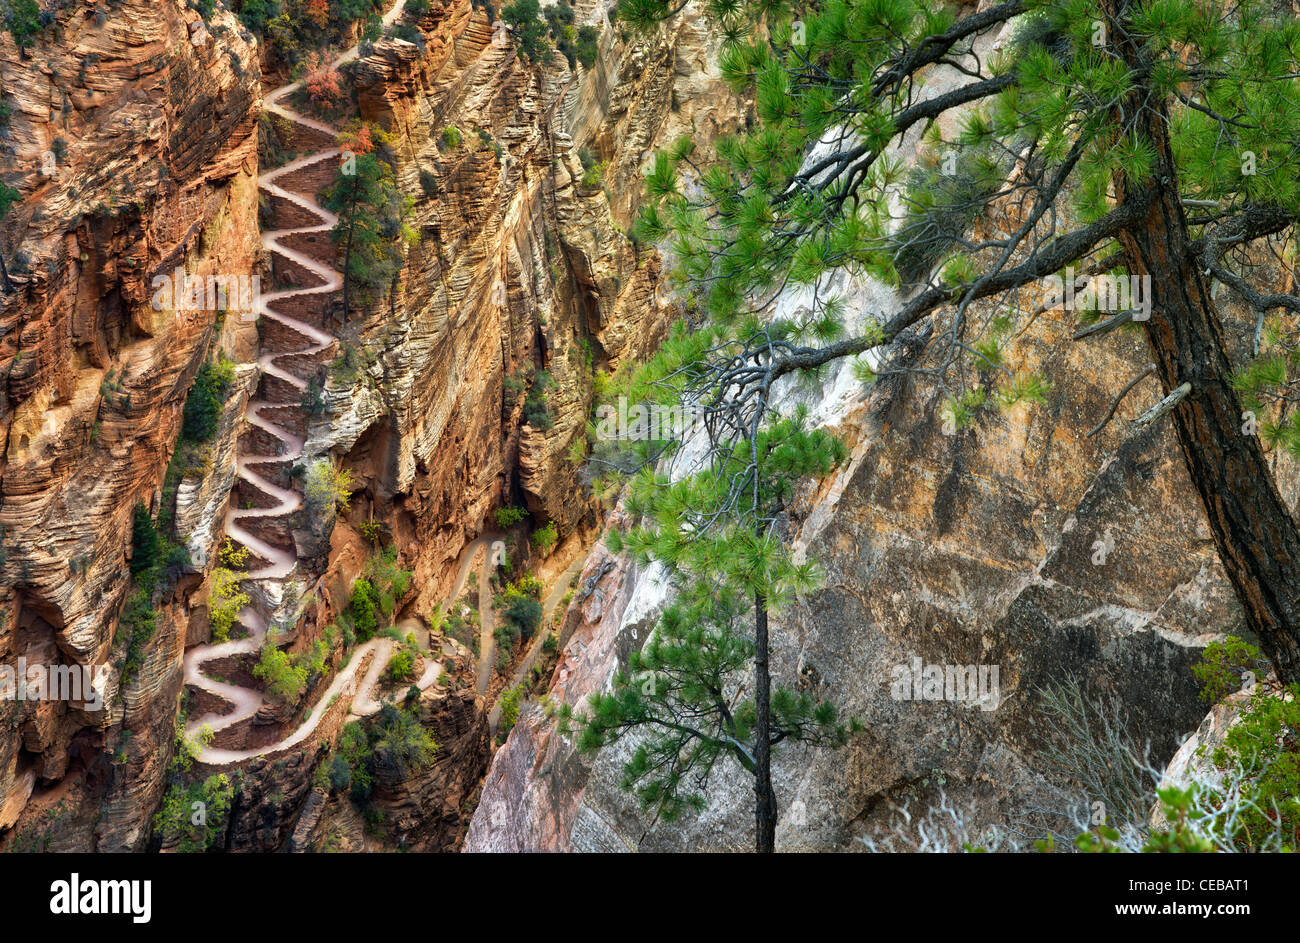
[467,296,1263,851]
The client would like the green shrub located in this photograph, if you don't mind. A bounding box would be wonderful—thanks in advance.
[531,521,558,556]
[575,25,599,68]
[370,702,439,779]
[2,0,41,50]
[329,343,363,384]
[305,460,356,514]
[1207,682,1300,850]
[153,772,233,853]
[301,376,326,415]
[303,638,327,675]
[253,644,303,701]
[494,506,528,528]
[581,159,608,189]
[1192,636,1269,703]
[349,577,379,642]
[523,371,553,429]
[337,549,414,648]
[370,545,411,616]
[208,541,250,643]
[117,586,159,686]
[503,371,526,410]
[444,607,476,651]
[504,594,542,641]
[387,647,415,682]
[207,568,248,643]
[509,573,544,599]
[181,356,236,444]
[327,753,352,793]
[130,502,162,577]
[393,22,423,46]
[499,684,524,734]
[339,722,373,802]
[502,0,550,62]
[235,0,277,33]
[253,640,312,703]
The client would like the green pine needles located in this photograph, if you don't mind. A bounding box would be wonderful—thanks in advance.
[1233,317,1300,459]
[562,578,854,825]
[600,0,1300,696]
[568,383,858,848]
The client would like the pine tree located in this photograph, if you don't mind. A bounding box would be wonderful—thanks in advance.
[321,141,415,320]
[613,0,1300,687]
[181,357,236,444]
[568,401,854,851]
[1,0,41,51]
[130,502,162,577]
[502,0,552,63]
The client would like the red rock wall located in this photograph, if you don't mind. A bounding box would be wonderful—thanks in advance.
[0,0,261,850]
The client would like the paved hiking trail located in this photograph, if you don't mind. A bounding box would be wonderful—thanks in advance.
[182,1,468,767]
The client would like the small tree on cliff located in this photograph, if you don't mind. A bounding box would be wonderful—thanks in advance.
[1,0,41,51]
[321,134,415,320]
[501,0,552,63]
[614,0,1300,687]
[130,502,163,577]
[564,404,854,852]
[564,578,856,846]
[0,183,20,294]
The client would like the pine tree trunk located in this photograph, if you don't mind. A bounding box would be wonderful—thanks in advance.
[1113,30,1300,684]
[340,218,356,323]
[754,592,777,853]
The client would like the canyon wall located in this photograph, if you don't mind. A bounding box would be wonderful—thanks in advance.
[467,277,1273,852]
[280,0,745,851]
[306,0,742,608]
[0,0,743,851]
[0,0,1286,856]
[0,0,261,850]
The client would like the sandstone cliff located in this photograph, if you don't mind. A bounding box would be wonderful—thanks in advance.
[305,0,743,607]
[0,0,261,850]
[281,0,746,850]
[0,0,743,852]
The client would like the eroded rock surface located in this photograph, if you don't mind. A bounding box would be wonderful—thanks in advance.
[1,0,261,851]
[1,0,741,851]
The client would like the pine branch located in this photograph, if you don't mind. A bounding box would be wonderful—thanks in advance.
[1087,363,1157,437]
[1071,309,1137,341]
[1132,382,1192,429]
[871,0,1027,98]
[766,194,1154,385]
